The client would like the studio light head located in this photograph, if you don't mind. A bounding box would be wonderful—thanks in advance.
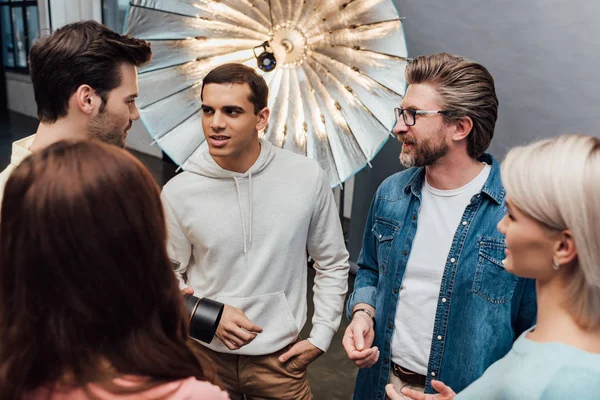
[253,41,277,72]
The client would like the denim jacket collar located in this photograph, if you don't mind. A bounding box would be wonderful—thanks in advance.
[403,153,504,206]
[478,153,505,206]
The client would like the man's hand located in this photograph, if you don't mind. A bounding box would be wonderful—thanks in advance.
[385,380,456,400]
[181,287,194,295]
[342,307,378,368]
[279,339,324,370]
[215,305,263,350]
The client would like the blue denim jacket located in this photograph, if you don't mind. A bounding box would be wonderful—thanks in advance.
[346,154,537,399]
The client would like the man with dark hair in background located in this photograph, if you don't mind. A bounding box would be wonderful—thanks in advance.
[0,20,152,202]
[162,63,350,399]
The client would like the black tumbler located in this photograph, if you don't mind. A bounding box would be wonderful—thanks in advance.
[183,294,224,343]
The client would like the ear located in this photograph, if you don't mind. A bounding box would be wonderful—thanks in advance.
[256,107,270,131]
[451,115,474,142]
[74,84,101,115]
[553,229,578,268]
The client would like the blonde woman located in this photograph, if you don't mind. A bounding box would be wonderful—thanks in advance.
[392,134,600,400]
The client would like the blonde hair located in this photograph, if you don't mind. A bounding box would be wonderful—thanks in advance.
[405,53,498,158]
[501,134,600,329]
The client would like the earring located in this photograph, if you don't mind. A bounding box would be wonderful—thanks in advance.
[553,259,560,271]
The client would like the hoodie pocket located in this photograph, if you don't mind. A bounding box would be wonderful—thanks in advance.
[212,291,299,355]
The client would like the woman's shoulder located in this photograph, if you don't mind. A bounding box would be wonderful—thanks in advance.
[172,377,229,399]
[541,366,600,399]
[457,338,600,400]
[24,377,229,400]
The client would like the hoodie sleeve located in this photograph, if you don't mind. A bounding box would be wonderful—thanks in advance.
[306,167,350,352]
[161,189,193,291]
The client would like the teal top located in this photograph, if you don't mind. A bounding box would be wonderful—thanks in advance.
[457,327,600,400]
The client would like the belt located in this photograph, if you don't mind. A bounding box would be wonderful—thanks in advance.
[392,363,426,387]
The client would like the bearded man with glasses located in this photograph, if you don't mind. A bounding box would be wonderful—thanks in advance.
[342,53,537,400]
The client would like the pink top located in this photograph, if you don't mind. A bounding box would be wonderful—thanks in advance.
[24,376,229,400]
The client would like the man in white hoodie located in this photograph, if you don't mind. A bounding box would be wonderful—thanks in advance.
[161,63,350,399]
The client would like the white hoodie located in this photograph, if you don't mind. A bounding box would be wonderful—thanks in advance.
[161,139,349,355]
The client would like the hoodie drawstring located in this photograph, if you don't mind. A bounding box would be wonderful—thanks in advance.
[233,173,253,256]
[248,170,253,249]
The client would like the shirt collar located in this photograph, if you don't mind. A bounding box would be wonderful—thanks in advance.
[402,153,504,205]
[11,134,35,168]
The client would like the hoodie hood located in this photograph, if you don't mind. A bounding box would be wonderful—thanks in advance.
[185,139,276,255]
[186,138,275,179]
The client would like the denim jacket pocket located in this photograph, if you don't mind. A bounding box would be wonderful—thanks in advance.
[472,237,518,304]
[371,219,398,275]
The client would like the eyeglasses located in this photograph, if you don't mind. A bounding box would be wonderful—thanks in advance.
[394,107,448,127]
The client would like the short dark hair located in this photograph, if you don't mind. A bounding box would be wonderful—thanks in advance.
[201,63,269,114]
[406,53,498,158]
[0,141,209,398]
[29,20,152,123]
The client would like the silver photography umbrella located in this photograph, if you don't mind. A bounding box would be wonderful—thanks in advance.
[125,0,408,187]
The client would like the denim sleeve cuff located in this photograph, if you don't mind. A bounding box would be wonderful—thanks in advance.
[308,323,336,352]
[346,286,377,320]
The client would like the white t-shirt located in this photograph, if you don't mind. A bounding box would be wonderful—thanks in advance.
[391,164,491,374]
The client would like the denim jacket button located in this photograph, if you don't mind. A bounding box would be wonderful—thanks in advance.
[383,357,389,364]
[403,250,408,256]
[437,335,442,340]
[462,221,468,226]
[387,322,392,329]
[450,257,456,263]
[441,298,447,303]
[393,287,399,294]
[377,392,382,398]
[431,372,436,377]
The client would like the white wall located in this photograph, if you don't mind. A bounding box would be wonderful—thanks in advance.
[47,0,101,29]
[6,71,36,117]
[333,176,354,220]
[394,0,600,156]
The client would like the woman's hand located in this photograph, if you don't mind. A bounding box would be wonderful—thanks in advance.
[385,380,456,400]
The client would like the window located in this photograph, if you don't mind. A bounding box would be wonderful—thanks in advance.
[0,0,38,73]
[102,0,130,33]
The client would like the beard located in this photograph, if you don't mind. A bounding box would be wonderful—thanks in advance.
[87,110,129,148]
[399,130,449,168]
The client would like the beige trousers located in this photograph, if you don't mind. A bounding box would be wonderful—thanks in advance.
[195,342,312,400]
